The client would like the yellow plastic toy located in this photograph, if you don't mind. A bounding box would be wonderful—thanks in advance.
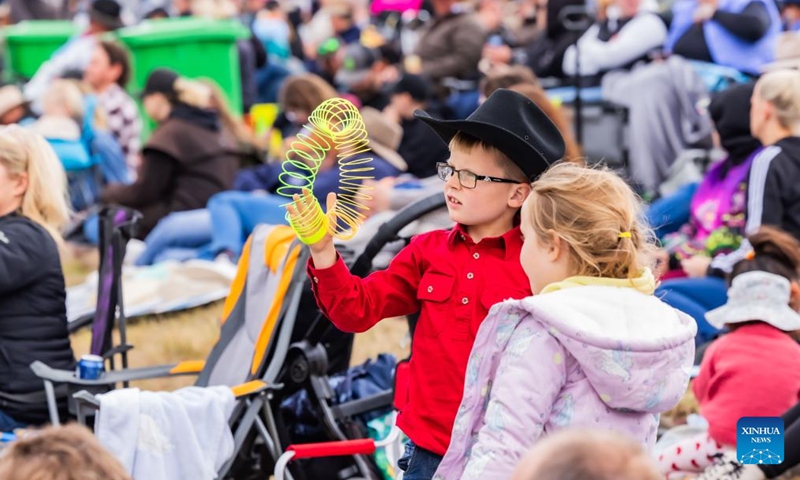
[278,98,374,244]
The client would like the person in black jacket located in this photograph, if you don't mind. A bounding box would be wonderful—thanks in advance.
[657,70,800,345]
[0,126,75,429]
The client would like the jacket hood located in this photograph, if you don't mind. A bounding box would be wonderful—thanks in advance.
[519,278,696,414]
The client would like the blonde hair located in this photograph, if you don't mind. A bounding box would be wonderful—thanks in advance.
[513,429,661,480]
[525,162,655,279]
[200,79,261,148]
[42,79,84,124]
[0,423,131,480]
[755,69,800,133]
[173,77,214,109]
[0,126,69,243]
[449,131,528,182]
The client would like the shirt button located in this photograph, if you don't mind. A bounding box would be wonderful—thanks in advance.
[473,253,480,260]
[467,272,474,279]
[313,277,319,284]
[460,234,466,240]
[462,297,469,305]
[427,286,433,293]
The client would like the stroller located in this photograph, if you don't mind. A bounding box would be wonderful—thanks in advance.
[269,192,447,480]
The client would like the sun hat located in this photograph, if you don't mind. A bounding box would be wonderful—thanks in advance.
[705,271,800,331]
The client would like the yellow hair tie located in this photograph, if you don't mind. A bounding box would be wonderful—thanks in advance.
[618,232,632,239]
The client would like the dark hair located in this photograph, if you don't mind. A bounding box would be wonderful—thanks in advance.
[144,7,170,19]
[731,226,800,284]
[98,41,131,88]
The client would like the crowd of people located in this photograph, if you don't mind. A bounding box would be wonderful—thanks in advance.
[2,0,800,479]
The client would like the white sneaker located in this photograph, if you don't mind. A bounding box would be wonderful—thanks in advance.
[696,452,767,480]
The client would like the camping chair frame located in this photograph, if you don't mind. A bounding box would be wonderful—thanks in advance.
[33,225,311,479]
[271,192,447,480]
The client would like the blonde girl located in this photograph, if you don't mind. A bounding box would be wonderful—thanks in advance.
[0,126,75,430]
[434,162,697,480]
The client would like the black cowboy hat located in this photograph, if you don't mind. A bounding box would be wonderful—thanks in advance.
[414,88,565,180]
[89,0,124,31]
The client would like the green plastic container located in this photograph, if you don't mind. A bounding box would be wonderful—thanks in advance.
[117,17,249,115]
[2,20,80,80]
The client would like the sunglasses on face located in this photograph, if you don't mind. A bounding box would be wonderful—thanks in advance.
[436,162,524,189]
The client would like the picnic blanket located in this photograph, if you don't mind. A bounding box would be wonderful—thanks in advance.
[67,260,235,324]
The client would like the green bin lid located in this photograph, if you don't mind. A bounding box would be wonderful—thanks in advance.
[2,20,80,42]
[117,17,249,46]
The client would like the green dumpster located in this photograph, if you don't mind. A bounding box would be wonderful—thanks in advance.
[2,20,80,81]
[117,17,249,115]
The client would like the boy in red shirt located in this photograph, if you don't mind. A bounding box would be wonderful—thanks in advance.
[288,89,565,480]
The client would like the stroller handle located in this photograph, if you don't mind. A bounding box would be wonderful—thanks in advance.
[275,413,403,480]
[291,438,377,458]
[275,439,376,480]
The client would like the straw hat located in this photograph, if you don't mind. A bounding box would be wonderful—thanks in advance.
[761,32,800,72]
[705,271,800,331]
[360,106,406,172]
[0,85,28,118]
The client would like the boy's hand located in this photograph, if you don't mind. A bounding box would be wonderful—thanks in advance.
[286,189,339,267]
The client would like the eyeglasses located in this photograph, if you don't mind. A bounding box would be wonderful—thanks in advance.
[436,162,523,189]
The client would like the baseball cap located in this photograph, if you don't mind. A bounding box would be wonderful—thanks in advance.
[334,44,381,89]
[141,68,179,98]
[392,74,429,102]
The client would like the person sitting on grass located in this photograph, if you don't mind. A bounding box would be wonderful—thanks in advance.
[657,226,800,476]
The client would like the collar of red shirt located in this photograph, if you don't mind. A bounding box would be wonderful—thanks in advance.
[445,223,523,262]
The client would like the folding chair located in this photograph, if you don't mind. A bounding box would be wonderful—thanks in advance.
[32,224,309,478]
[70,206,142,371]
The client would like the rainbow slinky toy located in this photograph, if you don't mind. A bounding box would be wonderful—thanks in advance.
[277,98,374,244]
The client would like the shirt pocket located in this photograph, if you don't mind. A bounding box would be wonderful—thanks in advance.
[415,271,455,338]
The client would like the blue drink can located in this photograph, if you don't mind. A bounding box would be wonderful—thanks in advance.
[76,354,104,380]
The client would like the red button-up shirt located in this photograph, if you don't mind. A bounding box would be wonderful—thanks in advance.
[308,224,531,455]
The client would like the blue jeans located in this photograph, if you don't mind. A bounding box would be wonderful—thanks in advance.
[136,192,290,266]
[0,409,25,432]
[647,182,698,240]
[136,209,213,266]
[397,441,443,480]
[656,276,728,345]
[205,191,289,259]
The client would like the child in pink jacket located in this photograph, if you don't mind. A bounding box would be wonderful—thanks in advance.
[434,163,697,480]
